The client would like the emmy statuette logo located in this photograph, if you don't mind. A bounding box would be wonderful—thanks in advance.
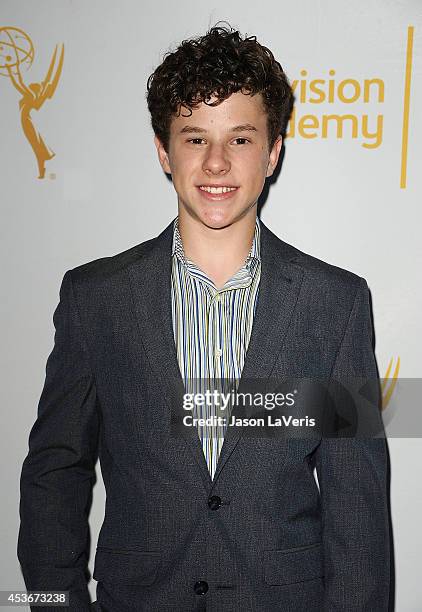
[381,357,400,411]
[0,26,64,179]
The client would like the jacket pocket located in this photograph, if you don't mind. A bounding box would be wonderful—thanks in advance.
[93,548,161,586]
[262,542,323,586]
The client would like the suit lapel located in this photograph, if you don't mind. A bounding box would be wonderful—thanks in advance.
[127,220,213,489]
[126,218,304,489]
[211,222,304,483]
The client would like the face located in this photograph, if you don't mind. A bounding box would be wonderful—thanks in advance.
[154,91,282,229]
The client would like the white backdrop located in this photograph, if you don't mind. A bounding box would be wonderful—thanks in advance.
[1,1,421,609]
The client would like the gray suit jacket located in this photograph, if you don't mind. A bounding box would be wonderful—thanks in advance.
[18,218,390,611]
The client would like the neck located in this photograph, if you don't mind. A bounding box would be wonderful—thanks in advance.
[177,207,257,290]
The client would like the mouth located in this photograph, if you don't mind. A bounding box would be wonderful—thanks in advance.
[197,185,239,201]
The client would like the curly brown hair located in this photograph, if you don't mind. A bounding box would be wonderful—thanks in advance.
[146,23,294,152]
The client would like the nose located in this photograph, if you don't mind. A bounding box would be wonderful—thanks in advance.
[202,143,231,176]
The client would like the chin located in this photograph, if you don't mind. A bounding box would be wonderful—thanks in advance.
[180,199,249,229]
[199,211,238,229]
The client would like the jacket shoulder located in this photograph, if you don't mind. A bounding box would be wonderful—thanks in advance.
[65,235,157,287]
[264,222,364,291]
[267,231,368,312]
[278,238,371,337]
[295,246,364,291]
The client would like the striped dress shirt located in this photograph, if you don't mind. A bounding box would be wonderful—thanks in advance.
[171,216,261,479]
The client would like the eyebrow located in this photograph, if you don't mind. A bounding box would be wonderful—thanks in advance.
[179,123,258,134]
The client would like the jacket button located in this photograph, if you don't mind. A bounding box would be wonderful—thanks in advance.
[194,580,209,595]
[208,495,222,510]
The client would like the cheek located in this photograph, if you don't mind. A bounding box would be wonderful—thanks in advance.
[170,148,197,176]
[240,150,270,182]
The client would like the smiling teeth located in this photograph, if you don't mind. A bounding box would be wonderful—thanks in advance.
[199,186,237,194]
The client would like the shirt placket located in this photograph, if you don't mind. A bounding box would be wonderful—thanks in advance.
[206,288,226,478]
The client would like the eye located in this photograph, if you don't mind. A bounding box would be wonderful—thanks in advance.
[187,138,206,145]
[232,137,250,145]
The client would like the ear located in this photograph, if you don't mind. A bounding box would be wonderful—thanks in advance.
[154,135,171,174]
[266,136,283,178]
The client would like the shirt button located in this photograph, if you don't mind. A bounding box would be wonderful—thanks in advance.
[215,348,223,357]
[194,580,209,595]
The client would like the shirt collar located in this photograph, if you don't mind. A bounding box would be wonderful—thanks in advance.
[171,216,261,270]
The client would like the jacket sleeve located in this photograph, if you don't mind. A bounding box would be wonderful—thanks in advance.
[17,270,100,611]
[315,277,391,611]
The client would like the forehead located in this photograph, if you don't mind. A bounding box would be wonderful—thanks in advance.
[171,91,267,131]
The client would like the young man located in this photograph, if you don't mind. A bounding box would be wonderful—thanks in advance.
[18,25,390,611]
